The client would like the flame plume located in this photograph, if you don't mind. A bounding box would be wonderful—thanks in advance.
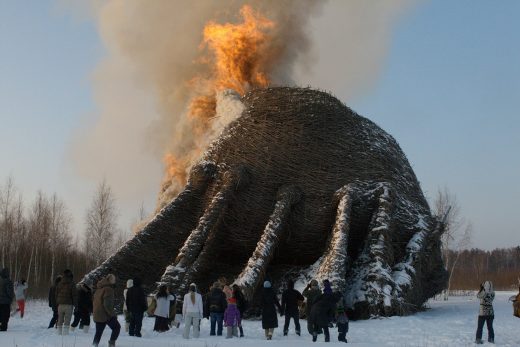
[163,5,275,192]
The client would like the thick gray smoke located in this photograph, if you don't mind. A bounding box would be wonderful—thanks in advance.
[69,0,414,220]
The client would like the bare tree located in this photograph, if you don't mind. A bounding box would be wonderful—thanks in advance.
[433,187,472,299]
[85,179,119,266]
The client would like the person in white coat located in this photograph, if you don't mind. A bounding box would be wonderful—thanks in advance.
[182,283,203,339]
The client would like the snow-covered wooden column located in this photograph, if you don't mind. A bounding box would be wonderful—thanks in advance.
[81,161,216,289]
[160,166,249,291]
[313,184,355,292]
[234,185,302,300]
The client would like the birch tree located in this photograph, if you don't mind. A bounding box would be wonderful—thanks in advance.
[433,187,472,299]
[85,179,119,267]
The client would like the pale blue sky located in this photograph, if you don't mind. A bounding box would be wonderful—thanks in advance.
[0,0,518,249]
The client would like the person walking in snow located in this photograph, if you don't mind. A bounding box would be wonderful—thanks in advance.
[224,296,241,338]
[261,280,282,340]
[70,283,92,333]
[167,285,179,329]
[126,277,147,337]
[92,274,120,347]
[0,268,15,331]
[182,283,203,339]
[123,279,133,332]
[309,280,338,343]
[206,281,227,336]
[153,285,175,332]
[475,280,495,344]
[13,279,28,318]
[55,269,77,335]
[335,295,349,343]
[281,279,304,336]
[48,276,61,329]
[232,284,247,337]
[303,279,321,335]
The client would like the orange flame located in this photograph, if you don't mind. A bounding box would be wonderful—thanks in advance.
[164,5,275,188]
[202,5,274,94]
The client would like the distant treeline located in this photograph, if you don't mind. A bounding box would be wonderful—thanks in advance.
[449,247,520,290]
[0,176,131,299]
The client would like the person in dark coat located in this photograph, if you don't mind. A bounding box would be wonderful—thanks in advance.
[205,281,227,336]
[232,284,247,337]
[336,295,349,343]
[261,280,282,340]
[0,268,15,331]
[303,279,321,334]
[48,276,62,329]
[71,283,93,333]
[125,277,147,337]
[309,280,338,342]
[281,279,304,336]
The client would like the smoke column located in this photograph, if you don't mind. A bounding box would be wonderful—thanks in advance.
[70,0,414,218]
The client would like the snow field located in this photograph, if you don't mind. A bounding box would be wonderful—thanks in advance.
[1,292,518,347]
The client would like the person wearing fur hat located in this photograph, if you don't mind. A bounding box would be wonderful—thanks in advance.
[182,283,203,339]
[55,269,78,335]
[92,274,120,347]
[123,279,133,332]
[126,277,147,337]
[475,280,495,344]
[224,296,241,338]
[303,279,321,335]
[70,283,93,333]
[261,280,282,340]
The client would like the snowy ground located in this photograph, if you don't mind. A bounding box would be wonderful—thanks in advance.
[1,292,518,347]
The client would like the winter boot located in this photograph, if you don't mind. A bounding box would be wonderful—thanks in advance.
[62,326,70,335]
[108,340,116,347]
[488,338,494,344]
[57,326,63,335]
[475,339,483,344]
[284,330,288,336]
[312,333,317,342]
[83,325,90,333]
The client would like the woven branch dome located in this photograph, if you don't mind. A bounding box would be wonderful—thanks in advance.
[199,87,431,266]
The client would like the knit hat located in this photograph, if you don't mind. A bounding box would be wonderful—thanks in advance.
[227,297,237,304]
[323,279,332,294]
[263,280,271,288]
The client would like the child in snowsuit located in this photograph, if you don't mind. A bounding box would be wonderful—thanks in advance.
[224,297,241,338]
[14,279,28,318]
[336,296,349,343]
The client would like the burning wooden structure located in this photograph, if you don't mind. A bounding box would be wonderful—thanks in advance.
[82,87,447,318]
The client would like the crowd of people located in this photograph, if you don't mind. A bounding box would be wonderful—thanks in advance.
[0,266,515,345]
